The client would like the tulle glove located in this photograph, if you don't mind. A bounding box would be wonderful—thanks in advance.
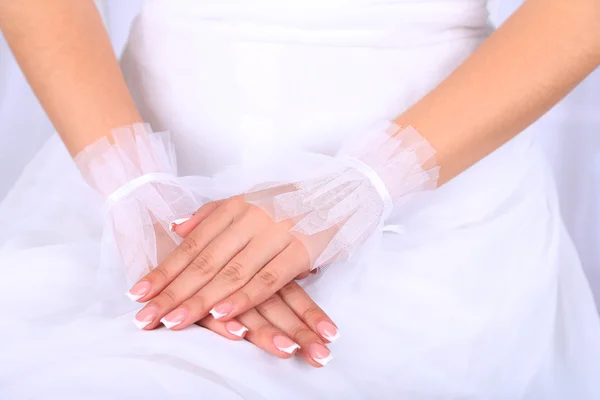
[245,121,440,270]
[126,122,439,332]
[75,123,209,292]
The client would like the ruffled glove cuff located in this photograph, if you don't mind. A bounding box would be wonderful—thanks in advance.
[245,122,439,270]
[75,124,208,289]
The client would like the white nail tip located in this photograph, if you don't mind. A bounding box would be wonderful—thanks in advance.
[125,291,144,302]
[209,309,227,319]
[276,343,301,354]
[314,354,334,367]
[132,318,152,330]
[228,326,249,337]
[169,217,191,232]
[160,318,183,329]
[323,331,341,342]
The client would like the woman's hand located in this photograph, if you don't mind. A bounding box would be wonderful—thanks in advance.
[129,201,338,366]
[128,194,331,329]
[196,280,336,367]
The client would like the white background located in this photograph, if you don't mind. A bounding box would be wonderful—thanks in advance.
[0,0,599,303]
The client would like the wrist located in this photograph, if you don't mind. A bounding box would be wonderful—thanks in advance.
[336,155,395,222]
[338,121,439,219]
[75,123,178,199]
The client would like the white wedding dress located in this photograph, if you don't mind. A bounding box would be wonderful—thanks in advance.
[1,0,599,398]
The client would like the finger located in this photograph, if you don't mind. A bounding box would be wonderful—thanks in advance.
[171,200,224,237]
[278,281,340,343]
[211,239,310,321]
[146,200,262,329]
[237,308,300,359]
[295,271,311,279]
[257,294,332,368]
[128,199,241,303]
[175,220,292,323]
[196,315,249,341]
[135,224,254,331]
[294,268,320,280]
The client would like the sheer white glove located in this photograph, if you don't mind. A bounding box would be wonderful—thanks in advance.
[245,122,439,270]
[75,124,209,292]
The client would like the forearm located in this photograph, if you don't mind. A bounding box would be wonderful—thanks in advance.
[0,0,141,155]
[395,0,600,184]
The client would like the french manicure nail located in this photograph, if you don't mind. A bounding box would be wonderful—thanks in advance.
[161,308,188,329]
[225,321,249,337]
[170,217,191,232]
[317,321,340,342]
[273,335,300,354]
[126,281,152,302]
[309,343,333,366]
[133,305,158,330]
[132,319,152,330]
[209,302,233,319]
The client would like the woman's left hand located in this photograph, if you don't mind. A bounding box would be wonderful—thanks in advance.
[197,280,337,367]
[128,194,330,331]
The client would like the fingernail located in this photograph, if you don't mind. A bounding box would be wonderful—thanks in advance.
[225,321,248,337]
[126,281,151,302]
[309,343,333,366]
[170,217,191,232]
[160,308,188,329]
[133,305,158,330]
[317,321,340,342]
[273,335,300,354]
[209,302,233,319]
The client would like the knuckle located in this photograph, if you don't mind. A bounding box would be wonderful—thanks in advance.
[247,204,264,216]
[188,252,214,276]
[224,197,244,212]
[205,201,220,212]
[151,267,171,283]
[250,206,272,223]
[254,324,274,340]
[180,237,199,256]
[159,288,177,305]
[279,281,302,297]
[300,306,322,324]
[220,262,244,283]
[259,295,281,312]
[237,208,255,223]
[290,326,315,344]
[236,207,263,226]
[258,270,279,288]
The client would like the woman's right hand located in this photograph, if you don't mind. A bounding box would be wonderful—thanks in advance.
[162,211,338,368]
[196,280,337,368]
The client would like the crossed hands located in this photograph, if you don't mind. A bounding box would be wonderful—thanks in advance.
[128,195,339,367]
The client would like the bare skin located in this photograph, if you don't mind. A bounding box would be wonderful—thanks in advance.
[394,0,600,184]
[0,0,141,154]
